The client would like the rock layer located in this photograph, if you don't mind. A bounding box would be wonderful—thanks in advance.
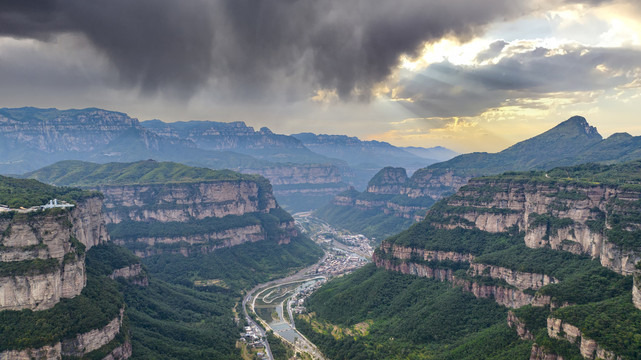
[0,196,107,310]
[99,181,276,224]
[374,246,552,308]
[440,179,641,275]
[547,317,621,360]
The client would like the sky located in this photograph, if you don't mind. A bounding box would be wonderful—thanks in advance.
[1,0,640,153]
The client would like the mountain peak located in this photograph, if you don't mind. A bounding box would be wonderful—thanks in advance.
[551,116,601,139]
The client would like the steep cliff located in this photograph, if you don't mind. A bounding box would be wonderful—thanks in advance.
[0,177,130,360]
[373,244,553,308]
[28,160,300,256]
[321,116,641,240]
[370,160,641,358]
[0,194,107,311]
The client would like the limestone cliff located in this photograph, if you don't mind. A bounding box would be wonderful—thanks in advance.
[529,344,566,360]
[507,310,534,340]
[0,309,129,360]
[109,263,148,287]
[0,195,107,311]
[547,317,621,360]
[366,167,408,195]
[634,270,641,310]
[98,180,277,224]
[374,243,552,308]
[94,178,297,255]
[438,178,641,275]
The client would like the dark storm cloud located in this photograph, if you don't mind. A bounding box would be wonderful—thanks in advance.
[395,46,641,117]
[0,0,540,100]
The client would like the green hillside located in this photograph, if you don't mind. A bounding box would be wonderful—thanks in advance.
[299,160,641,359]
[24,160,263,187]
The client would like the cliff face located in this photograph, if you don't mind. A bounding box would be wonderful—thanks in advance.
[366,167,408,195]
[0,190,130,360]
[0,309,128,360]
[99,180,276,224]
[61,308,125,357]
[101,178,298,256]
[634,271,641,310]
[507,310,534,340]
[440,179,641,275]
[0,195,106,311]
[0,109,139,153]
[374,243,552,308]
[547,317,621,360]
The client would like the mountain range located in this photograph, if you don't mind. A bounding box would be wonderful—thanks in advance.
[0,107,452,212]
[317,116,641,240]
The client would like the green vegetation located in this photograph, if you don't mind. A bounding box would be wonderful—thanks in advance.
[267,331,294,360]
[0,258,60,277]
[143,234,322,289]
[0,271,123,351]
[26,159,260,187]
[85,243,140,276]
[119,277,239,359]
[296,264,527,359]
[315,204,416,241]
[0,175,95,208]
[553,295,641,359]
[384,219,521,256]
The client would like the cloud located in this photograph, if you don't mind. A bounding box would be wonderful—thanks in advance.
[393,43,641,117]
[0,0,569,100]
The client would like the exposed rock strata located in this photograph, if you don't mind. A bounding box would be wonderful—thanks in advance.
[61,309,125,357]
[0,196,107,310]
[547,317,621,360]
[109,263,148,287]
[374,250,551,308]
[0,309,128,360]
[0,343,61,360]
[507,310,534,340]
[634,270,641,311]
[102,339,132,360]
[440,180,641,275]
[470,263,557,291]
[99,181,276,224]
[530,344,565,360]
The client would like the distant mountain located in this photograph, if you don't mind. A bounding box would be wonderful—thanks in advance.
[0,107,352,211]
[291,132,444,189]
[401,146,458,162]
[318,116,641,239]
[0,107,263,173]
[142,120,337,164]
[429,116,603,176]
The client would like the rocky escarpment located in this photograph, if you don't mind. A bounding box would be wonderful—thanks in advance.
[374,244,552,308]
[109,263,148,287]
[402,169,470,200]
[529,344,565,360]
[61,308,125,357]
[634,270,641,310]
[547,317,621,360]
[0,309,129,360]
[99,180,277,224]
[100,177,299,255]
[439,178,641,275]
[507,310,535,340]
[0,196,107,311]
[366,167,408,195]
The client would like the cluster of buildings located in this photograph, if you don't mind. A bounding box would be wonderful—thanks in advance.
[0,199,75,214]
[239,325,269,359]
[312,252,368,277]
